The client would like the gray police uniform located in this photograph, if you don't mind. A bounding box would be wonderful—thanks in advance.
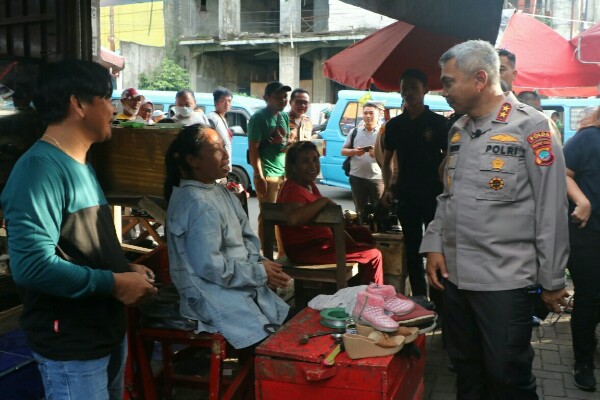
[421,95,568,290]
[420,94,568,398]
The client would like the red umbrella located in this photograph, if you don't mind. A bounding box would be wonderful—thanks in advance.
[570,22,600,64]
[500,13,600,97]
[323,21,462,92]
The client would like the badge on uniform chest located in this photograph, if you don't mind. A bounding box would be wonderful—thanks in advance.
[489,177,505,190]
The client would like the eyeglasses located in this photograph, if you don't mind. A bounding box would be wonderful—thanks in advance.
[140,108,153,113]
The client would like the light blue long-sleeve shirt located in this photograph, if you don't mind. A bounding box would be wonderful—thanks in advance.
[166,180,288,349]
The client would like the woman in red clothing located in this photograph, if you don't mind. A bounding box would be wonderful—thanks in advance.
[277,141,384,284]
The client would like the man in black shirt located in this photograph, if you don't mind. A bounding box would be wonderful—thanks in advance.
[381,69,448,308]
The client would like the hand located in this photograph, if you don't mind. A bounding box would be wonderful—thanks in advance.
[261,259,291,289]
[571,198,591,228]
[128,263,155,281]
[541,287,570,314]
[381,191,394,208]
[354,148,366,156]
[368,148,375,158]
[254,175,267,197]
[425,252,448,291]
[113,272,158,306]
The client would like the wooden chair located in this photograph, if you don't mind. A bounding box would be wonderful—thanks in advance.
[125,245,252,400]
[261,203,359,307]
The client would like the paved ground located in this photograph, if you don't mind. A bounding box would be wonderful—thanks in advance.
[423,280,600,400]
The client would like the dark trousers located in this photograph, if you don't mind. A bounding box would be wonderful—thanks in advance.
[396,197,437,299]
[349,175,383,223]
[568,225,600,366]
[443,280,537,400]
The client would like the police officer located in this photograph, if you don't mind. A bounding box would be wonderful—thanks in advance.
[421,40,569,398]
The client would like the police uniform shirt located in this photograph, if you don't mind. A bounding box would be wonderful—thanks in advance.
[420,95,568,292]
[383,107,448,199]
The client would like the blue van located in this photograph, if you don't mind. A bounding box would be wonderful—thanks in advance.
[318,90,453,189]
[111,90,264,190]
[540,98,598,143]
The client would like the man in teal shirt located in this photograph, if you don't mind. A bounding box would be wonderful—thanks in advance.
[248,81,291,254]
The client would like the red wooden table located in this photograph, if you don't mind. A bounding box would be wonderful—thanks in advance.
[255,307,425,400]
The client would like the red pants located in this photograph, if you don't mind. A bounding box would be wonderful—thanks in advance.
[285,238,384,285]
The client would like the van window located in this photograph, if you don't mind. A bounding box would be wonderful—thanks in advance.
[226,107,250,136]
[339,102,359,136]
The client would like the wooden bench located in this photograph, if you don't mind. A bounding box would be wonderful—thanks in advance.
[261,203,359,306]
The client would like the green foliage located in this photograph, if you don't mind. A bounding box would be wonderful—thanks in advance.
[138,59,190,91]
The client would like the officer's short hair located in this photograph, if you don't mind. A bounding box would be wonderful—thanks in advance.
[213,86,232,103]
[401,69,428,86]
[497,48,516,69]
[440,40,500,86]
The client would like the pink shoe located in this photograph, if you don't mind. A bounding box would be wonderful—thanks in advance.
[366,283,415,316]
[352,291,399,332]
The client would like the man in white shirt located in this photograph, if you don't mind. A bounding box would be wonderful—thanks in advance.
[207,87,233,169]
[341,101,384,222]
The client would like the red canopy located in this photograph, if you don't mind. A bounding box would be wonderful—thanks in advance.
[499,13,600,97]
[570,22,600,64]
[323,21,462,92]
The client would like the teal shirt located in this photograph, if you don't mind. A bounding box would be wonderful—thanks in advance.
[247,107,290,177]
[0,141,127,360]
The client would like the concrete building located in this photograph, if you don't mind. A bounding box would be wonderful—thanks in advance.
[166,0,395,102]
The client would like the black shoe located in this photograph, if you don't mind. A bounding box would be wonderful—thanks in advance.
[573,364,596,391]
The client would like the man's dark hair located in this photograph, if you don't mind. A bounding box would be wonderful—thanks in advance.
[497,49,516,68]
[400,69,428,86]
[213,86,233,103]
[176,89,195,100]
[363,101,382,111]
[33,59,112,125]
[290,88,309,101]
[517,91,540,102]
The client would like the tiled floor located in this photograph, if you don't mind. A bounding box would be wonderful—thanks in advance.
[423,279,600,400]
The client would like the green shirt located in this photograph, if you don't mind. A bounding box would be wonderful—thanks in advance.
[248,107,290,177]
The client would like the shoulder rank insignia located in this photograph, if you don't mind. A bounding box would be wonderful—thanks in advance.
[489,177,504,190]
[450,132,461,143]
[527,131,554,166]
[492,158,505,170]
[489,134,518,142]
[495,103,512,123]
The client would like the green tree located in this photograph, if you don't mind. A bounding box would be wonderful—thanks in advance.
[139,58,190,91]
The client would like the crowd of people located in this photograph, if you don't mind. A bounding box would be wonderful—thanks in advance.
[1,38,599,399]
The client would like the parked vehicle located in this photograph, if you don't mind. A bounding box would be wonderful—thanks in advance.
[540,98,599,143]
[111,90,264,191]
[318,90,453,189]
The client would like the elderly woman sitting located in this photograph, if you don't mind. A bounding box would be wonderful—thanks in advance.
[164,124,290,349]
[276,141,384,285]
